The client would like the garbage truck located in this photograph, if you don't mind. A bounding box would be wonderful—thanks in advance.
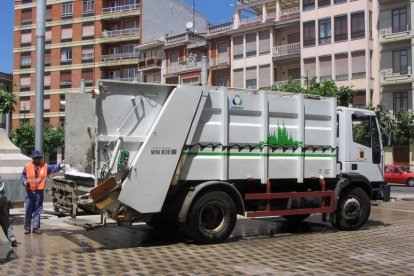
[50,79,385,243]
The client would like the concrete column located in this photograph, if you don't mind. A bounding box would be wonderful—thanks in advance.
[234,10,240,29]
[262,3,267,23]
[276,0,280,21]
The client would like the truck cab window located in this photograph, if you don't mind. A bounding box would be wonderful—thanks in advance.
[352,116,371,148]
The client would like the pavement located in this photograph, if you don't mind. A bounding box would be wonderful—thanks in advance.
[1,191,414,275]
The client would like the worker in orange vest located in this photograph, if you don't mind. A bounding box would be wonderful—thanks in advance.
[20,150,64,234]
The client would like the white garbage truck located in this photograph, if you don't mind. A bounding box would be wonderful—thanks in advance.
[50,80,385,243]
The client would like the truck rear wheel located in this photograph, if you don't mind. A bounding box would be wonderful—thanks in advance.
[334,187,370,231]
[186,191,237,244]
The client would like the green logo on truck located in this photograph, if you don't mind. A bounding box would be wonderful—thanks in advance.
[260,123,303,147]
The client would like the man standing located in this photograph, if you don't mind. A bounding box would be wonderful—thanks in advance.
[0,177,17,247]
[20,150,63,234]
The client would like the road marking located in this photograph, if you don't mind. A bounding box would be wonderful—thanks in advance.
[373,206,414,213]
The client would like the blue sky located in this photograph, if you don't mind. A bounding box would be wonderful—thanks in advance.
[0,0,235,74]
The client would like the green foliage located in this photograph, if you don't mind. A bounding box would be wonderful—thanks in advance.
[0,91,17,114]
[270,77,355,107]
[10,123,65,154]
[394,109,414,145]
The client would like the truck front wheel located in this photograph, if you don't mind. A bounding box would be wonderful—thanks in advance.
[186,191,237,244]
[334,187,371,231]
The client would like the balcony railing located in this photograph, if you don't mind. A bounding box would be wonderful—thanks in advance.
[208,22,233,35]
[82,53,94,61]
[379,25,411,43]
[138,56,162,69]
[165,60,203,75]
[102,28,139,38]
[380,68,412,84]
[102,3,140,14]
[273,43,300,57]
[210,56,230,67]
[165,32,206,47]
[279,7,300,20]
[352,72,366,79]
[239,15,263,26]
[336,74,349,81]
[102,52,139,61]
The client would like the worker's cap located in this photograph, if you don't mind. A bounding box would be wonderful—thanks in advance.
[31,150,43,159]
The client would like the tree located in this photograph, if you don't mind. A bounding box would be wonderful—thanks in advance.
[0,90,17,115]
[270,77,355,107]
[10,123,65,155]
[394,109,414,145]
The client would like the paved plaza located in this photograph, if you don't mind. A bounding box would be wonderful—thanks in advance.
[1,199,414,275]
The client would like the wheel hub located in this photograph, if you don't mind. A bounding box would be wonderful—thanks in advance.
[342,197,361,220]
[200,201,228,234]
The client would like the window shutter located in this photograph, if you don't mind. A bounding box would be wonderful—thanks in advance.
[259,31,270,54]
[44,98,50,110]
[217,42,228,64]
[233,68,244,88]
[304,58,316,77]
[82,25,94,37]
[20,76,30,86]
[259,64,270,87]
[21,32,32,44]
[233,36,243,58]
[245,33,256,56]
[335,54,348,77]
[21,10,32,23]
[61,27,73,39]
[352,51,366,74]
[319,56,332,77]
[44,75,51,86]
[45,29,52,41]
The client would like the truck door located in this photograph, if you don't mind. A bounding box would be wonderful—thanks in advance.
[349,112,383,182]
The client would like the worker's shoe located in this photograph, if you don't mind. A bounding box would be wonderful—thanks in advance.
[11,240,18,247]
[32,228,42,234]
[24,229,31,234]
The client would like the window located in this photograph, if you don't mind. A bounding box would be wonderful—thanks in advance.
[60,71,72,87]
[259,64,271,87]
[246,66,257,89]
[303,21,315,46]
[122,68,136,81]
[21,31,32,45]
[393,49,408,75]
[109,70,121,80]
[287,68,301,80]
[353,91,366,108]
[319,19,331,44]
[334,0,346,4]
[61,25,73,41]
[233,36,243,59]
[21,9,32,25]
[60,94,65,112]
[393,92,409,113]
[20,75,31,90]
[45,50,51,66]
[319,56,332,81]
[81,69,94,86]
[233,68,244,88]
[334,15,347,42]
[62,2,73,17]
[351,12,365,39]
[82,46,94,61]
[82,24,94,38]
[335,54,348,81]
[44,74,51,87]
[245,33,257,57]
[181,76,200,86]
[20,54,31,67]
[83,1,94,15]
[303,0,315,11]
[352,51,366,79]
[44,96,50,112]
[318,0,330,8]
[216,74,228,86]
[45,28,52,42]
[61,48,72,63]
[123,44,138,53]
[19,97,30,114]
[258,31,270,54]
[304,58,316,79]
[392,8,408,33]
[46,6,52,21]
[217,42,228,64]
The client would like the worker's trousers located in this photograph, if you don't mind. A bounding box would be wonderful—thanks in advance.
[24,190,44,230]
[0,191,16,242]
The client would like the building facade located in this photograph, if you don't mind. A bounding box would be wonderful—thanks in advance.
[12,0,207,129]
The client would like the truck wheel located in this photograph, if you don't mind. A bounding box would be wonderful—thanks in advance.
[186,191,237,244]
[407,178,414,187]
[334,187,370,231]
[283,214,310,223]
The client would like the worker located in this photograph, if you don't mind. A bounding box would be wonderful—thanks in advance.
[20,150,64,234]
[0,176,17,247]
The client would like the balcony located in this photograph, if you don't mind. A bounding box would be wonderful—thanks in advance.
[209,56,230,69]
[273,43,300,60]
[239,15,263,27]
[207,22,233,35]
[164,59,202,75]
[379,26,411,44]
[102,3,140,14]
[380,68,413,85]
[82,53,94,62]
[102,52,139,61]
[138,56,162,70]
[165,32,207,49]
[102,28,139,38]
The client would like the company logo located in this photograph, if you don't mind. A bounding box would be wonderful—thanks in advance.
[231,95,244,110]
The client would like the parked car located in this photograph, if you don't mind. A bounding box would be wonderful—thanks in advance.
[384,165,414,187]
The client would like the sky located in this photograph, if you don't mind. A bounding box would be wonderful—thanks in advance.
[0,0,235,74]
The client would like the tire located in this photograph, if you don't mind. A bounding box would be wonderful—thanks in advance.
[283,214,311,223]
[146,215,178,232]
[407,178,414,187]
[186,191,237,244]
[333,187,371,231]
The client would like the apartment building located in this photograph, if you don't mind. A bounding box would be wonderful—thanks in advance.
[12,0,207,129]
[378,0,414,164]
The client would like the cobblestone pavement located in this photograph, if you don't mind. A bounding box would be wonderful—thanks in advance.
[1,200,414,275]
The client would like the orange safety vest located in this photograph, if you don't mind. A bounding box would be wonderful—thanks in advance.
[25,162,48,191]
